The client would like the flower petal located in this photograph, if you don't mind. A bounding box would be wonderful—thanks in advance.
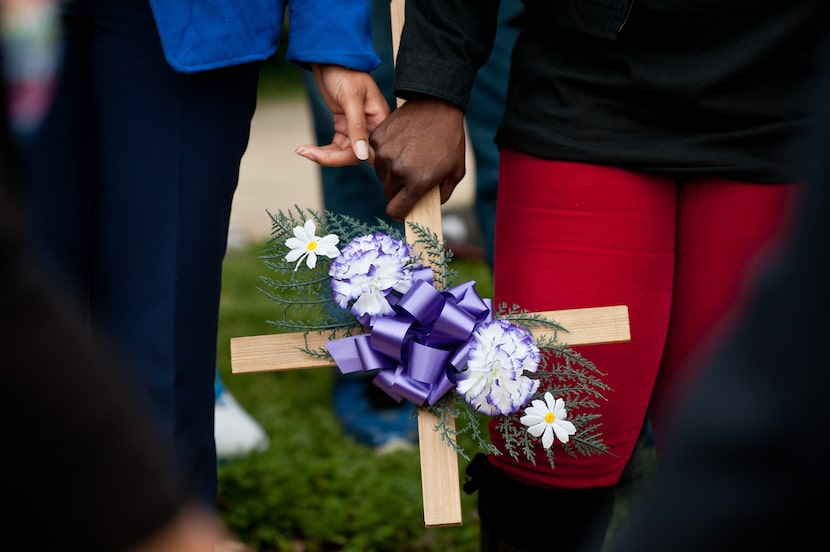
[293,225,309,240]
[319,243,341,259]
[319,234,339,247]
[541,425,554,449]
[527,421,547,438]
[305,251,318,269]
[352,288,394,316]
[530,398,547,411]
[552,420,576,444]
[285,237,305,249]
[285,249,305,262]
[520,414,544,427]
[543,392,557,412]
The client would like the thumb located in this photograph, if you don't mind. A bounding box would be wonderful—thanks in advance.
[342,93,370,161]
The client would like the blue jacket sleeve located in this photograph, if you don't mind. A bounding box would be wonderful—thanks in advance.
[149,0,286,73]
[286,0,381,72]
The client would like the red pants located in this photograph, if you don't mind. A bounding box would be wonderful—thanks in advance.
[490,150,800,488]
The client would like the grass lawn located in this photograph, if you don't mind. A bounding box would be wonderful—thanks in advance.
[216,241,658,551]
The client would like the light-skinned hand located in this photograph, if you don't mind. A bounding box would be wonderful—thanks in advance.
[295,63,391,167]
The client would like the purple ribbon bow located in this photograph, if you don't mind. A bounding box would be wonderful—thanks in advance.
[326,272,493,406]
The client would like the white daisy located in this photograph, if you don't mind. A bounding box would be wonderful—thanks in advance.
[285,219,340,271]
[520,392,576,449]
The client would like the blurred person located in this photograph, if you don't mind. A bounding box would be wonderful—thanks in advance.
[1,203,220,549]
[20,0,389,512]
[340,1,828,550]
[1,5,216,550]
[611,34,830,551]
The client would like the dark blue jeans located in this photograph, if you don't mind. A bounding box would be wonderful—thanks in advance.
[22,0,261,506]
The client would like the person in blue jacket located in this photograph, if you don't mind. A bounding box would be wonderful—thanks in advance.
[21,0,389,509]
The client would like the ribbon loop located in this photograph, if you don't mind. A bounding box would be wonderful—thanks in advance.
[326,277,491,407]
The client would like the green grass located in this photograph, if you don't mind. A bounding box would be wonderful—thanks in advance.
[256,40,306,102]
[217,241,491,551]
[216,241,658,551]
[257,57,305,102]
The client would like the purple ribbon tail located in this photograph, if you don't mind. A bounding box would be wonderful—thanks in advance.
[326,334,396,374]
[325,336,363,374]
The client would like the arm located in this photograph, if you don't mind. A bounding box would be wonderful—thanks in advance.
[370,0,500,220]
[289,0,390,165]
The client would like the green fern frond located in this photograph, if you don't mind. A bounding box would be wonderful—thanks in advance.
[405,221,456,289]
[256,206,613,470]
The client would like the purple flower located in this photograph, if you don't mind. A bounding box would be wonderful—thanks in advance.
[329,233,415,317]
[456,319,541,416]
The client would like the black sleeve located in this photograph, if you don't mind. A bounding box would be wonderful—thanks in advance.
[1,73,190,552]
[393,0,500,111]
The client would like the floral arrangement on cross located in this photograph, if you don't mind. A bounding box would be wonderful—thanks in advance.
[230,206,631,527]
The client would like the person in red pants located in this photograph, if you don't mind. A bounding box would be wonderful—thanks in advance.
[353,1,829,550]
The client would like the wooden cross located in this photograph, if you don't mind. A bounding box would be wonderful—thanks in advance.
[230,0,631,528]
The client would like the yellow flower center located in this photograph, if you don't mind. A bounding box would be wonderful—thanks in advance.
[307,241,317,251]
[545,411,556,424]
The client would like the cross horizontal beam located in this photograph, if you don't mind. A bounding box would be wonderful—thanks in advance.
[230,304,630,526]
[231,305,630,374]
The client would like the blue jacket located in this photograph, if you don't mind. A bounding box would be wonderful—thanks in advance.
[148,0,380,74]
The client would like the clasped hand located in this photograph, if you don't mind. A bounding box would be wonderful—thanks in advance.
[296,73,467,222]
[370,96,466,221]
[295,63,390,166]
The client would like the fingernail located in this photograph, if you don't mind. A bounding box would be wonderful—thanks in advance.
[355,140,369,160]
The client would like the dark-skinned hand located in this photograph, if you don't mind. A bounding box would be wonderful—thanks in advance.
[369,95,466,221]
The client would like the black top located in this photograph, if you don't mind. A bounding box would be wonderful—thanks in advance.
[395,0,830,183]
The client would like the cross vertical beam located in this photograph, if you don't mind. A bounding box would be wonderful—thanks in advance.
[388,0,464,528]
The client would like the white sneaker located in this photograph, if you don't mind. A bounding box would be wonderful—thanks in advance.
[215,382,270,461]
